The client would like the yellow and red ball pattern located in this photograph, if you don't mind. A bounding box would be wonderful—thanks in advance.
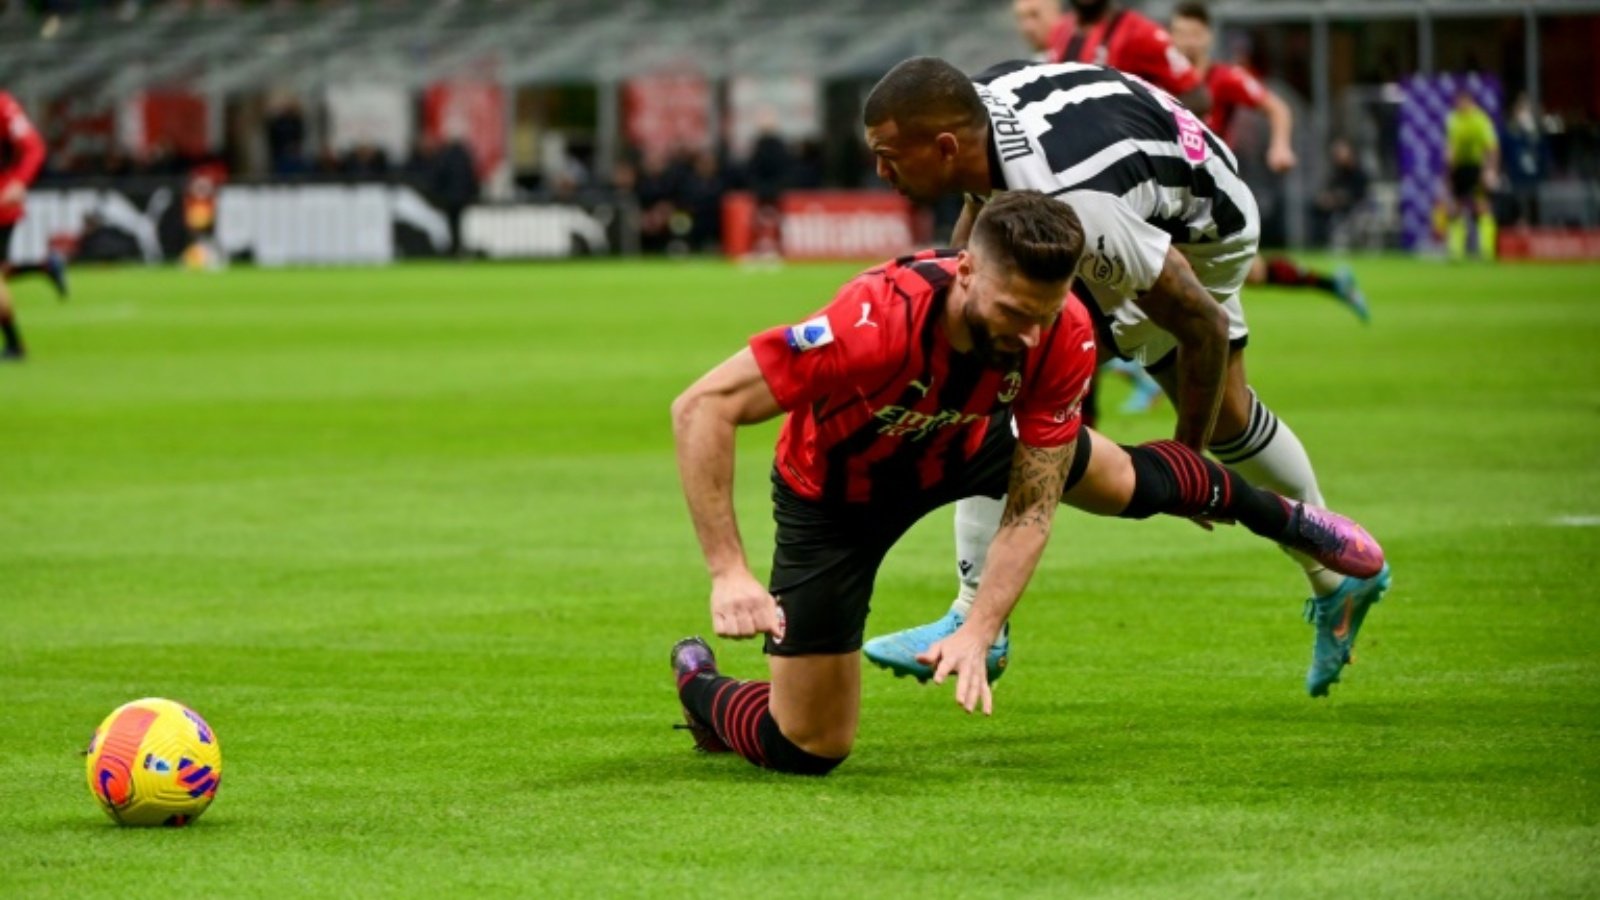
[85,698,222,827]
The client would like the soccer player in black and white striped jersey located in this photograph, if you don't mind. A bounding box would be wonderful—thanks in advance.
[857,56,1392,698]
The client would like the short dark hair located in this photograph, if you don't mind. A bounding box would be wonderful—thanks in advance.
[970,191,1083,284]
[863,57,987,138]
[1172,1,1210,26]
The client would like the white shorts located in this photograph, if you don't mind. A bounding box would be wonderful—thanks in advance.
[1087,230,1257,369]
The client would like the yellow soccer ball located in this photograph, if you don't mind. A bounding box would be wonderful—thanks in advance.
[85,698,222,827]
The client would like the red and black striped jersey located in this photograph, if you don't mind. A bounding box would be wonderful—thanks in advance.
[1046,8,1201,97]
[0,91,45,226]
[750,251,1096,505]
[1201,62,1269,139]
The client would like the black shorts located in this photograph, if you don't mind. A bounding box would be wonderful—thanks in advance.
[1450,165,1483,202]
[764,420,1093,656]
[0,223,13,258]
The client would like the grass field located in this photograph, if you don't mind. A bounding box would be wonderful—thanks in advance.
[2,256,1597,898]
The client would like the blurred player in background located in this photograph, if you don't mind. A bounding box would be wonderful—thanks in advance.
[0,90,68,362]
[1013,0,1167,414]
[669,192,1385,775]
[858,58,1392,698]
[1043,0,1210,116]
[1443,87,1500,261]
[1170,2,1368,321]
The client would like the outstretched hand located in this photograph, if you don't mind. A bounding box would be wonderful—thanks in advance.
[917,626,995,715]
[709,570,782,640]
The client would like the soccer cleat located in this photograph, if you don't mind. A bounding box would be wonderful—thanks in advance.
[1331,266,1369,323]
[1284,503,1385,580]
[1305,564,1392,697]
[45,250,69,301]
[862,609,1009,684]
[0,347,24,363]
[670,637,730,753]
[1119,377,1163,415]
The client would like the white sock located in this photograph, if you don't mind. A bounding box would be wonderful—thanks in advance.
[950,494,1005,616]
[1210,392,1345,597]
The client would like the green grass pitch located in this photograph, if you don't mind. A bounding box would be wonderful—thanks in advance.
[1,256,1596,897]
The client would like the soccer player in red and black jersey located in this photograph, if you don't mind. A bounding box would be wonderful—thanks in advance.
[1042,0,1211,117]
[1169,2,1369,321]
[0,90,68,362]
[668,191,1384,776]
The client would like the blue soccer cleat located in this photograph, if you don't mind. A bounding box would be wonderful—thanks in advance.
[1304,564,1392,697]
[1332,265,1370,323]
[45,250,69,301]
[862,609,1009,684]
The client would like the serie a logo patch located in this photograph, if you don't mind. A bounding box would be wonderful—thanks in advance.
[786,316,834,351]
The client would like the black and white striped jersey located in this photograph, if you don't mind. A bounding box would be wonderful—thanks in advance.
[972,60,1258,300]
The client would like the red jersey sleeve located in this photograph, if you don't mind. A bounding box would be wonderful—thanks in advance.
[0,92,46,189]
[1012,295,1097,449]
[1112,18,1202,95]
[1213,64,1267,111]
[748,277,895,412]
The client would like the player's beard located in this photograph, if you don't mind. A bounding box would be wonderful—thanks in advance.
[964,311,1025,372]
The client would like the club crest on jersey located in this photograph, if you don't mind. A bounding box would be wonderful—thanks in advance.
[786,316,834,352]
[1083,235,1126,285]
[997,370,1023,403]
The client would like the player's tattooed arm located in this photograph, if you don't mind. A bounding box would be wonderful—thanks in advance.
[920,437,1076,715]
[1000,439,1077,533]
[1133,246,1228,450]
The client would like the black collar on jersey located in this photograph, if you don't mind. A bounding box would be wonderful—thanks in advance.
[985,115,1010,193]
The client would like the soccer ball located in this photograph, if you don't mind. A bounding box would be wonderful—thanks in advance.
[85,698,222,827]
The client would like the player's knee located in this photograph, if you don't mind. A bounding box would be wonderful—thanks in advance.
[759,715,849,776]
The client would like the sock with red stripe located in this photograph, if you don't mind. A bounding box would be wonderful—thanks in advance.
[1118,439,1293,540]
[677,672,847,776]
[1264,257,1337,293]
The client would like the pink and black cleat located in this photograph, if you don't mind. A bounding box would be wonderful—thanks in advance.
[1285,503,1386,579]
[670,637,730,753]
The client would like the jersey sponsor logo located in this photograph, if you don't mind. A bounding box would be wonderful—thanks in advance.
[1132,73,1211,164]
[976,86,1036,163]
[1174,107,1209,163]
[908,377,934,397]
[872,404,986,440]
[854,302,878,329]
[786,315,834,351]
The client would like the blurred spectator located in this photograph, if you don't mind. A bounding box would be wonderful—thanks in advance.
[633,149,679,254]
[680,150,725,252]
[1314,137,1370,248]
[745,126,791,205]
[790,138,824,190]
[265,97,307,176]
[411,135,479,255]
[1501,93,1551,227]
[342,142,391,179]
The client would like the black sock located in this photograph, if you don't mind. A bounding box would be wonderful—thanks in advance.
[1119,439,1293,540]
[0,313,22,354]
[678,672,846,776]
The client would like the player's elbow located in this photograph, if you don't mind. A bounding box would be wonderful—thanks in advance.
[670,388,708,442]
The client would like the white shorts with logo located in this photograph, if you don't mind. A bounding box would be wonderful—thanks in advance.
[1088,173,1261,368]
